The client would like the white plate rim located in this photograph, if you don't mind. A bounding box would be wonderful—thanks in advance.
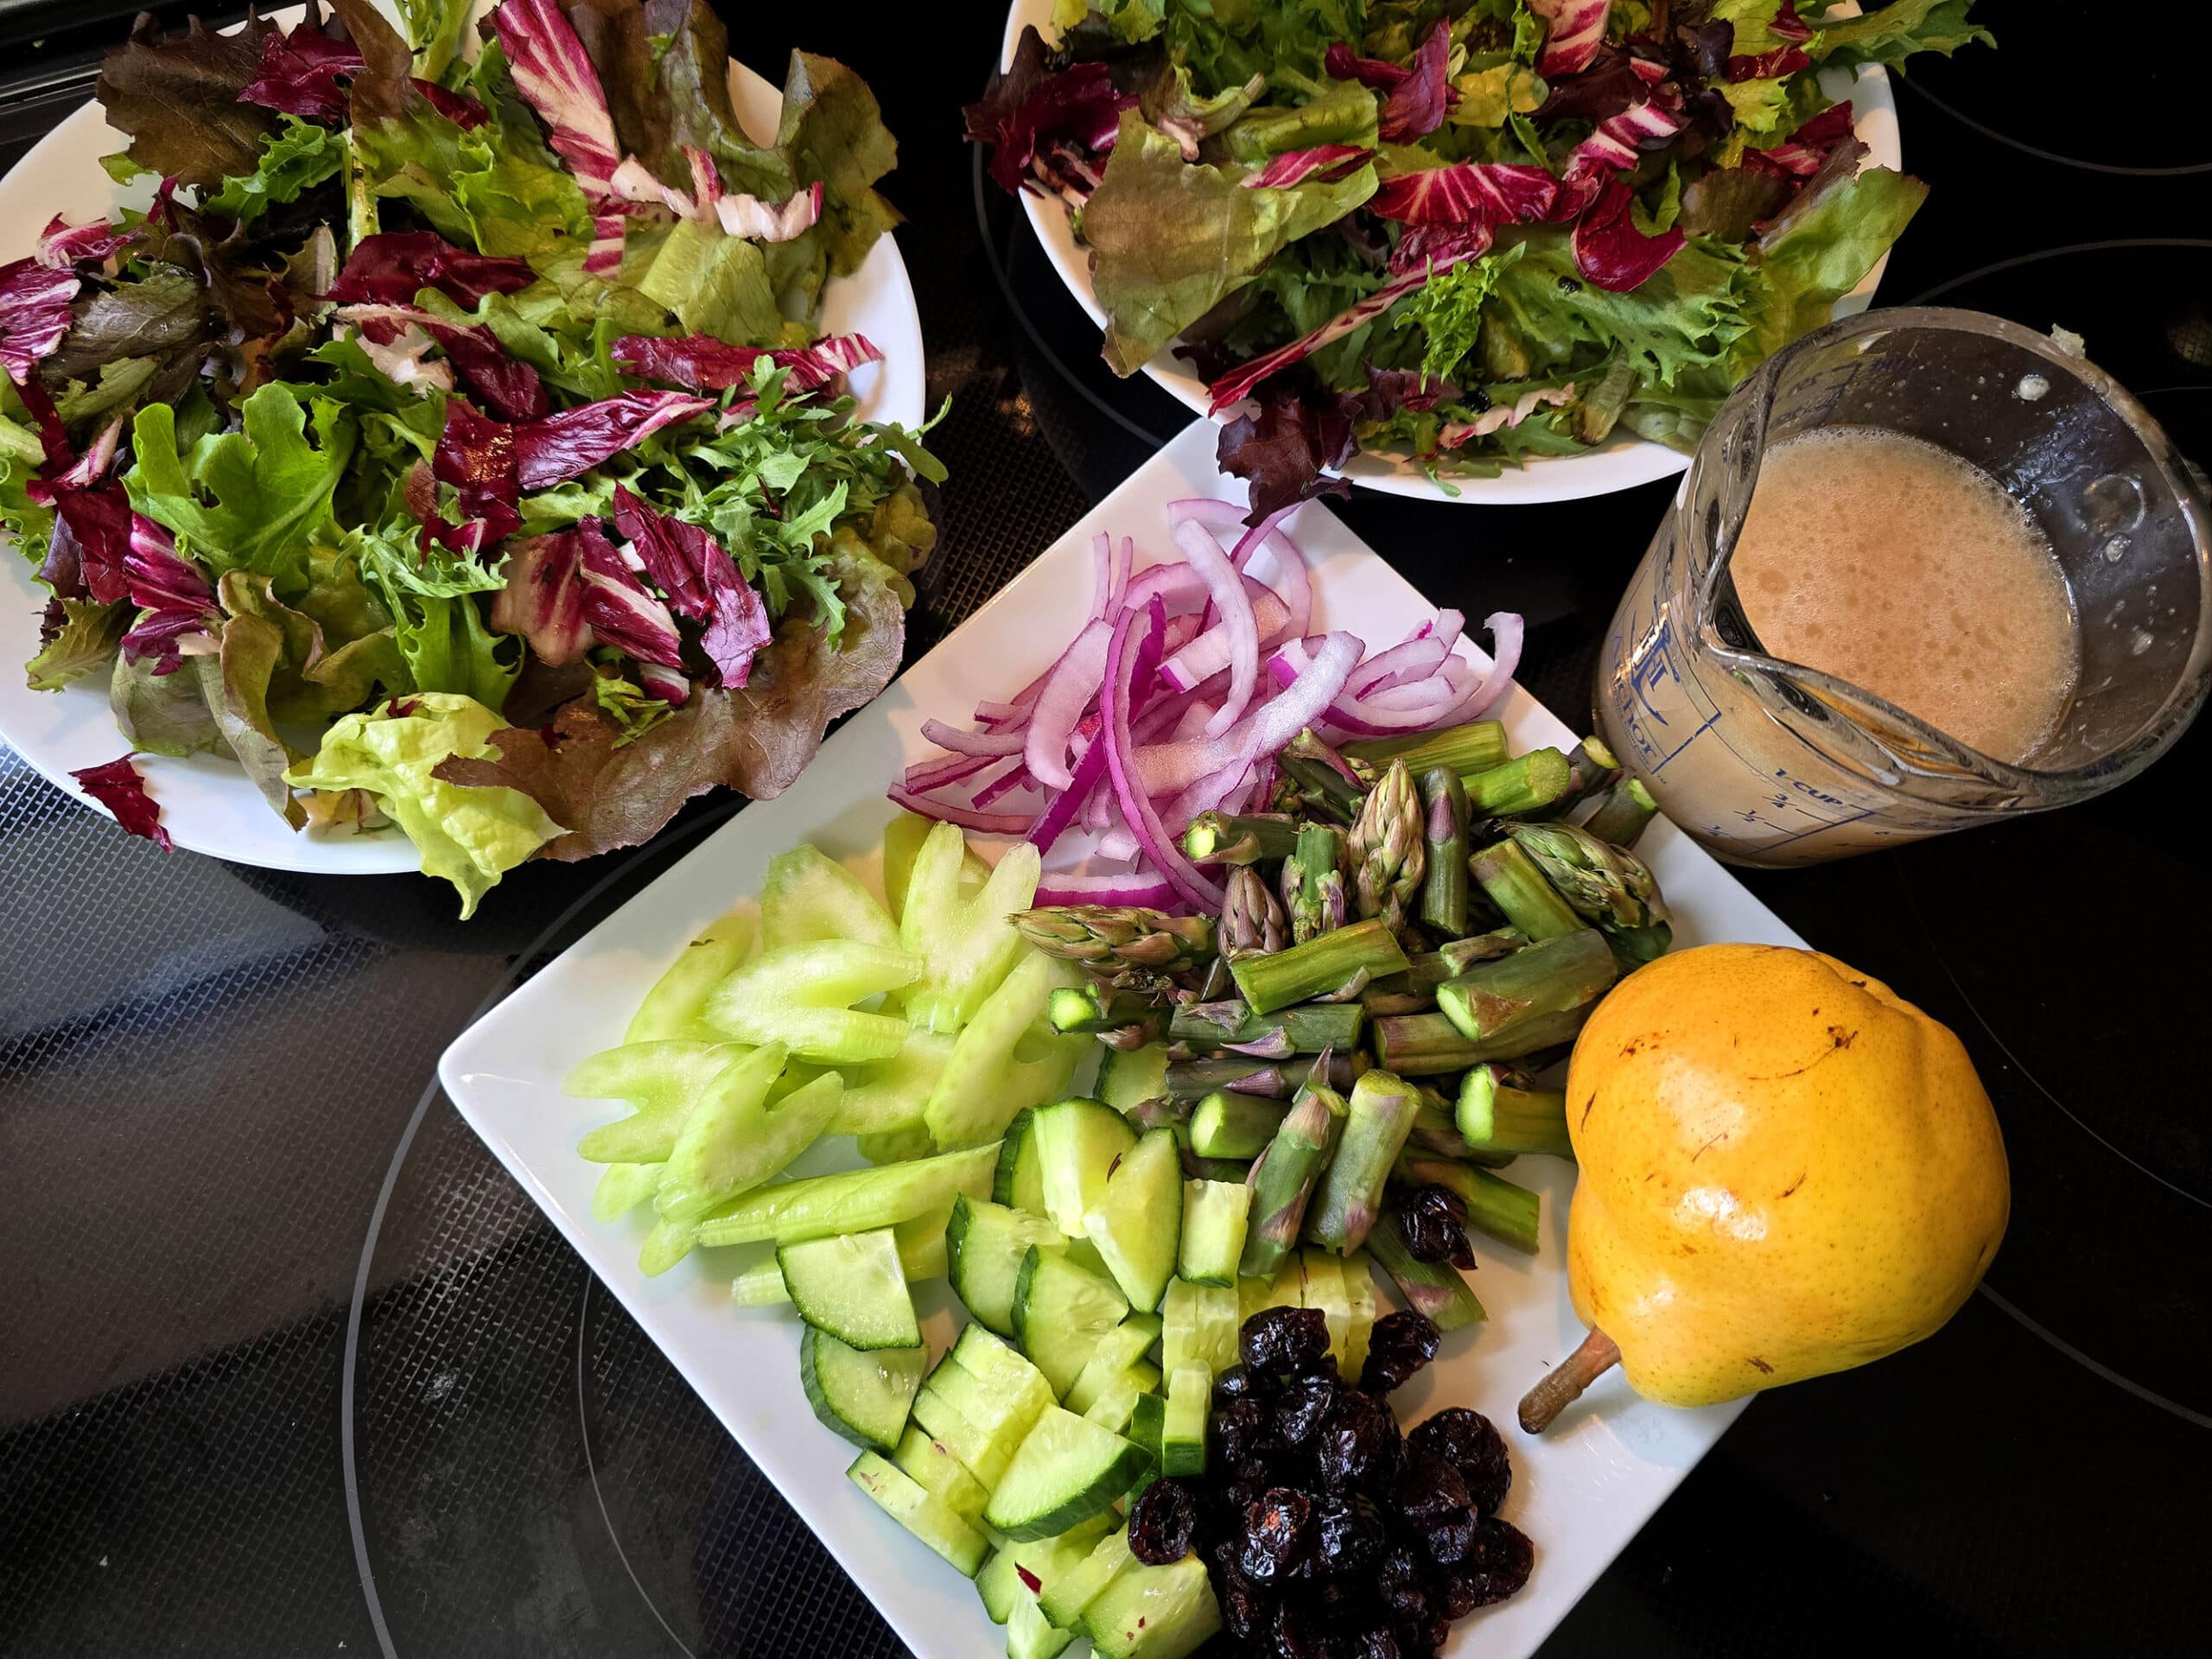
[997,0,1898,505]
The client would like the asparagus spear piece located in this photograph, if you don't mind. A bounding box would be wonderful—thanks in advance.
[1166,1053,1356,1101]
[1167,998,1365,1056]
[1393,1154,1542,1255]
[1371,1012,1484,1075]
[1183,811,1302,867]
[1281,729,1376,823]
[1457,1066,1573,1160]
[1126,1094,1194,1146]
[1583,775,1660,848]
[1011,906,1217,987]
[1306,1070,1421,1254]
[1407,1097,1513,1166]
[1047,982,1166,1037]
[1468,840,1584,941]
[1190,1092,1290,1160]
[1230,917,1412,1014]
[1222,867,1289,959]
[1436,927,1617,1056]
[1417,767,1469,937]
[1238,1084,1347,1279]
[1504,821,1669,934]
[1364,1207,1486,1331]
[1348,760,1427,932]
[1344,720,1509,777]
[1373,931,1526,1000]
[1279,822,1348,945]
[1461,749,1573,817]
[1537,736,1622,820]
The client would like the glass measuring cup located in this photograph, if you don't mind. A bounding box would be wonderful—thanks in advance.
[1595,307,2212,867]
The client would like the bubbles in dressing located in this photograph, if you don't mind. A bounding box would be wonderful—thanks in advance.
[1729,429,2080,766]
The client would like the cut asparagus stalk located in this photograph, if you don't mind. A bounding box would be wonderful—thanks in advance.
[1165,1053,1354,1102]
[1166,998,1364,1055]
[1436,927,1617,1057]
[1229,917,1411,1014]
[1190,1092,1290,1160]
[1348,759,1425,931]
[1281,729,1374,821]
[1369,931,1526,1012]
[1538,736,1621,821]
[1364,1208,1485,1331]
[1012,906,1217,987]
[1392,1154,1542,1255]
[1306,1070,1420,1254]
[1182,811,1301,867]
[1280,822,1348,945]
[1582,775,1660,848]
[1048,982,1165,1037]
[1238,1084,1347,1280]
[1457,1065,1574,1160]
[1461,748,1572,817]
[1417,767,1469,938]
[1407,1099,1512,1166]
[1371,1013,1485,1076]
[1468,840,1584,941]
[1345,720,1509,777]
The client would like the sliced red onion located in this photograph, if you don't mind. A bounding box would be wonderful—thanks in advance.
[1465,610,1524,716]
[1090,531,1113,621]
[919,718,1026,757]
[904,751,995,791]
[886,785,1034,836]
[1159,755,1253,830]
[972,762,1039,810]
[1023,616,1113,791]
[1102,598,1223,912]
[1034,873,1179,906]
[1350,636,1450,698]
[1137,631,1362,797]
[1096,824,1140,864]
[1159,588,1292,692]
[974,698,1031,727]
[1166,497,1246,529]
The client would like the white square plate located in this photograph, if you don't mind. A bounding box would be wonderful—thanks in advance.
[439,419,1802,1657]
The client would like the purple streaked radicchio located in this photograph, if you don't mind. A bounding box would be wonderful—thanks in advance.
[963,25,1135,198]
[611,486,771,689]
[0,255,78,385]
[238,22,362,122]
[1324,22,1455,143]
[611,332,882,398]
[35,215,131,270]
[1240,146,1374,190]
[1571,178,1685,290]
[1368,162,1557,228]
[1529,0,1611,79]
[574,519,688,702]
[323,232,537,307]
[118,514,219,675]
[69,755,171,849]
[512,391,713,489]
[489,530,592,664]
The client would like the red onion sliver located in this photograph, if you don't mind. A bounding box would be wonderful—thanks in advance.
[887,784,1035,836]
[1139,631,1362,796]
[975,698,1031,727]
[1103,598,1222,912]
[972,760,1040,810]
[1035,873,1179,906]
[905,751,996,791]
[1166,497,1246,530]
[1023,616,1113,791]
[1160,584,1292,692]
[1350,637,1449,698]
[1466,610,1524,716]
[1090,531,1113,621]
[919,718,1026,757]
[1096,824,1140,863]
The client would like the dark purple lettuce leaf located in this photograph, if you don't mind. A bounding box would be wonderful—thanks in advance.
[69,754,172,849]
[324,232,537,307]
[611,485,772,689]
[95,11,281,190]
[512,391,713,489]
[574,518,686,687]
[1678,165,1793,239]
[1325,23,1454,143]
[1727,45,1814,81]
[610,332,882,396]
[239,22,363,122]
[1217,379,1356,527]
[1571,178,1686,290]
[964,25,1136,196]
[119,513,219,674]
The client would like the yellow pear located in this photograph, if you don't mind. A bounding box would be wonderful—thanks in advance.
[1521,944,2007,1429]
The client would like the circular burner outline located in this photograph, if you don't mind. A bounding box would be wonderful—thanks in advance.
[1907,236,2212,308]
[1898,75,2212,179]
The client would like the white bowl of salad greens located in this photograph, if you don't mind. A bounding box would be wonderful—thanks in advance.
[0,0,931,911]
[982,1,1991,509]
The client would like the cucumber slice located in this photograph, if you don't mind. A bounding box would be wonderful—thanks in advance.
[1299,1248,1351,1372]
[1344,1252,1378,1386]
[993,1108,1048,1211]
[761,842,900,950]
[1160,1279,1240,1376]
[778,1228,919,1350]
[831,1029,957,1137]
[910,1384,1019,1491]
[734,1202,950,1306]
[1007,1593,1074,1659]
[848,1451,989,1577]
[1079,1552,1220,1659]
[923,954,1090,1151]
[893,1424,991,1523]
[925,1356,1052,1459]
[570,1040,747,1163]
[623,904,758,1042]
[1082,1128,1183,1313]
[1126,1392,1166,1466]
[1031,1099,1138,1238]
[949,1326,1057,1427]
[900,823,1043,1032]
[1012,1246,1130,1398]
[948,1195,1064,1337]
[704,939,919,1062]
[983,1407,1151,1540]
[1063,1311,1163,1413]
[976,1514,1114,1626]
[1039,1528,1136,1630]
[1176,1180,1250,1287]
[591,1161,662,1222]
[696,1142,998,1247]
[799,1326,924,1452]
[1160,1365,1209,1478]
[1078,1362,1160,1432]
[659,1057,840,1224]
[1096,1043,1170,1115]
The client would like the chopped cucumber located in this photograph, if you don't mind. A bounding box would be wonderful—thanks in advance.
[1079,1552,1221,1659]
[1039,1528,1135,1629]
[1238,1257,1305,1327]
[658,1059,840,1224]
[926,1358,1052,1466]
[704,939,919,1062]
[1160,1365,1209,1478]
[984,1407,1152,1540]
[848,1451,989,1577]
[734,1201,950,1306]
[570,1040,746,1163]
[948,1195,1064,1338]
[831,1029,957,1137]
[1082,1128,1183,1313]
[1063,1312,1162,1413]
[778,1228,919,1350]
[1078,1362,1160,1432]
[799,1326,925,1452]
[993,1107,1048,1211]
[1007,1593,1074,1659]
[1031,1098,1138,1238]
[695,1142,998,1247]
[1012,1246,1130,1398]
[1188,1093,1286,1161]
[1160,1279,1239,1376]
[591,1161,662,1223]
[1126,1393,1166,1467]
[949,1326,1058,1428]
[900,823,1042,1032]
[976,1515,1114,1624]
[1299,1248,1351,1372]
[623,904,758,1042]
[1344,1252,1378,1385]
[1096,1043,1170,1115]
[910,1384,1021,1490]
[923,953,1090,1151]
[1176,1180,1250,1287]
[894,1425,992,1523]
[761,842,900,950]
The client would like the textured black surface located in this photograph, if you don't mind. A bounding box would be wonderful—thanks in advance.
[3,4,2209,1658]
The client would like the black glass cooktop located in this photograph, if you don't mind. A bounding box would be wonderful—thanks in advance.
[2,5,2206,1657]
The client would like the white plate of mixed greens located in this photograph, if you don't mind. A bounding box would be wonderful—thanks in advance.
[0,0,930,906]
[440,420,1804,1659]
[978,1,1991,506]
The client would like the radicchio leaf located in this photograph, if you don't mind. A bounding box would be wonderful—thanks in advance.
[69,754,172,850]
[412,79,488,130]
[1746,100,1857,179]
[1324,24,1455,143]
[575,519,686,690]
[1728,45,1815,80]
[1217,381,1355,526]
[1771,3,1814,44]
[1368,162,1558,227]
[1560,98,1689,199]
[239,22,363,122]
[1240,146,1374,190]
[1387,221,1497,276]
[1205,257,1474,416]
[335,304,550,422]
[0,255,78,385]
[119,512,219,675]
[511,391,713,489]
[1529,0,1612,79]
[492,0,624,196]
[963,25,1136,197]
[489,531,593,666]
[35,216,131,271]
[1440,385,1579,446]
[611,486,772,689]
[1571,178,1685,290]
[324,232,536,307]
[431,397,523,546]
[715,181,824,242]
[611,332,883,399]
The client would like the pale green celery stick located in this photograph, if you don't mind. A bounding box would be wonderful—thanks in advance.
[761,843,900,950]
[655,1045,801,1223]
[704,939,921,1061]
[624,905,760,1043]
[858,1125,936,1164]
[899,821,1042,1033]
[695,1142,1001,1248]
[830,1030,958,1137]
[882,811,932,925]
[921,950,1089,1151]
[639,1214,698,1277]
[572,1040,749,1163]
[592,1162,662,1224]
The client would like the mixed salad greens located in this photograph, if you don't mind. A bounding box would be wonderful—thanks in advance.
[969,0,1990,511]
[1,0,939,912]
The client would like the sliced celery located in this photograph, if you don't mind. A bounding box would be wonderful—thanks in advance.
[899,822,1042,1033]
[623,904,759,1043]
[761,842,900,950]
[922,951,1090,1152]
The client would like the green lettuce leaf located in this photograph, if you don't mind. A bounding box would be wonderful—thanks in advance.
[1390,253,1510,385]
[1218,78,1380,163]
[204,116,345,228]
[353,523,521,710]
[44,269,207,385]
[1812,0,1993,71]
[1165,0,1364,94]
[649,1,795,200]
[1726,164,1928,379]
[1058,0,1167,43]
[26,599,127,691]
[589,672,677,747]
[288,693,563,916]
[1483,227,1751,389]
[637,221,791,346]
[768,51,903,320]
[1082,111,1378,375]
[397,0,474,80]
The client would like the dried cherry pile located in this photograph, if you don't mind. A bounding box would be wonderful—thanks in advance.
[1166,1306,1533,1657]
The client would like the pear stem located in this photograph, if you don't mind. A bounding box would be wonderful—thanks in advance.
[1517,1326,1622,1433]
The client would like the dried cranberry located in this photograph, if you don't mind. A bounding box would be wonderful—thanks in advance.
[1211,1395,1276,1465]
[1313,1388,1402,1491]
[1398,1185,1474,1267]
[1376,1545,1432,1623]
[1394,1448,1471,1523]
[1274,1371,1339,1446]
[1394,1614,1452,1656]
[1243,1306,1332,1373]
[1269,1599,1319,1659]
[1217,1566,1268,1640]
[1128,1477,1197,1566]
[1452,1516,1535,1605]
[1213,1362,1268,1405]
[1350,1632,1402,1659]
[1359,1310,1441,1394]
[1408,1407,1511,1516]
[1314,1492,1387,1574]
[1238,1487,1314,1582]
[1423,1507,1477,1566]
